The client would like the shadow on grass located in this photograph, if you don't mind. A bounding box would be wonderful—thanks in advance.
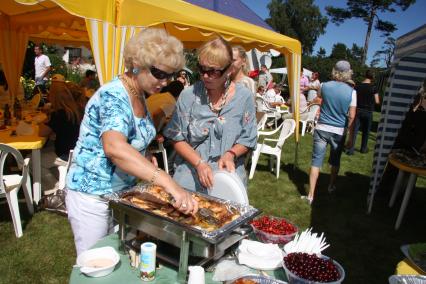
[310,170,426,283]
[282,163,309,196]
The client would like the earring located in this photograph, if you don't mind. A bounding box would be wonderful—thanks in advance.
[132,68,140,75]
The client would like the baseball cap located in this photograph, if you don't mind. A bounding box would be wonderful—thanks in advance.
[334,60,351,72]
[51,74,65,82]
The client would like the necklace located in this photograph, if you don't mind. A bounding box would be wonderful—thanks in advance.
[120,75,144,99]
[207,82,234,112]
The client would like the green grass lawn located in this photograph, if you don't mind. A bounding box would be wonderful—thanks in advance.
[1,112,425,283]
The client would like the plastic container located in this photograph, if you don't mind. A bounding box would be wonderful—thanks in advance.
[251,217,298,245]
[225,274,288,284]
[76,246,120,278]
[282,255,345,284]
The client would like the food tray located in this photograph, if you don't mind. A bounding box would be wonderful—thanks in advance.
[388,275,426,284]
[107,184,261,243]
[225,274,288,284]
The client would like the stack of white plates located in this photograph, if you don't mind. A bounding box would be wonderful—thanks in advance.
[209,170,248,205]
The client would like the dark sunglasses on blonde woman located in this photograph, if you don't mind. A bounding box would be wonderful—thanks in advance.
[197,63,231,78]
[150,66,175,80]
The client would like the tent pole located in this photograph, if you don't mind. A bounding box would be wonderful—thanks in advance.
[294,141,299,169]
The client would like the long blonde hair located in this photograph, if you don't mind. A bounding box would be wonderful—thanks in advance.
[49,82,82,124]
[232,45,249,75]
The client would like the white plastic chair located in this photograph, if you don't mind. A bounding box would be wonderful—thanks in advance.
[257,112,268,131]
[0,144,34,238]
[249,119,296,179]
[300,104,320,136]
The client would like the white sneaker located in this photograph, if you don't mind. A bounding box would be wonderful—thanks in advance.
[301,196,313,205]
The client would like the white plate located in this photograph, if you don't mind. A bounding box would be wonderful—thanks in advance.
[210,170,248,205]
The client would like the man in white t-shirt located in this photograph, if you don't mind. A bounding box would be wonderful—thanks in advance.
[263,83,285,107]
[34,45,51,94]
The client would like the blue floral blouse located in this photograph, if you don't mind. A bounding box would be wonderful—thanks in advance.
[163,81,257,192]
[66,77,156,195]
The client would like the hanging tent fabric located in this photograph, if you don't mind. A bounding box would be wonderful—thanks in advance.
[1,0,302,141]
[367,24,426,213]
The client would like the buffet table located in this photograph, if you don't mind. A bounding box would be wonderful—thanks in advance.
[69,233,288,284]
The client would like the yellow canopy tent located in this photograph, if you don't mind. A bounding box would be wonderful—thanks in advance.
[0,0,302,142]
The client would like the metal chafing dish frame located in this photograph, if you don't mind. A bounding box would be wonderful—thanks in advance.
[109,190,261,283]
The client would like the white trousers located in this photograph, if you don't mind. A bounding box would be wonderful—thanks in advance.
[65,189,113,256]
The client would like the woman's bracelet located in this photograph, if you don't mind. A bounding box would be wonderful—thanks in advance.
[227,149,237,159]
[150,167,161,184]
[195,158,206,168]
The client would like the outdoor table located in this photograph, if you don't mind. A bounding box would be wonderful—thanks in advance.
[0,125,46,204]
[388,153,426,230]
[69,233,288,284]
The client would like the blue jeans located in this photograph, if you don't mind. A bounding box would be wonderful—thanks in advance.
[348,109,373,153]
[311,129,345,168]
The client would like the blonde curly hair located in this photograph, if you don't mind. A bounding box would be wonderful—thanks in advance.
[331,68,353,82]
[123,28,184,72]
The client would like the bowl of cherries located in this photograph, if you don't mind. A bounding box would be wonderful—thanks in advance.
[283,252,345,284]
[250,215,298,245]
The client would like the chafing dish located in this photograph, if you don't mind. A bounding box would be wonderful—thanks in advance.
[108,185,261,283]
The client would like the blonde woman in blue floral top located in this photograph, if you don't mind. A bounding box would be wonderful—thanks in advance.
[65,28,198,256]
[163,37,257,193]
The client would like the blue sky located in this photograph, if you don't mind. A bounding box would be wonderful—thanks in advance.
[241,0,426,64]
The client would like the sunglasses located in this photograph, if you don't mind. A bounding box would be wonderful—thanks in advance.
[197,63,231,78]
[150,66,174,80]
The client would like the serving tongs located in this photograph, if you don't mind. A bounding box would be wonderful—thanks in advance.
[133,190,222,226]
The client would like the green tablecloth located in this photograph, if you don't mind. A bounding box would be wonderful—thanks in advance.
[69,233,287,284]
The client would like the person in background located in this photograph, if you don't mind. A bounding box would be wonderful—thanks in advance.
[231,45,256,95]
[66,81,88,114]
[307,72,320,102]
[264,83,285,107]
[80,69,99,91]
[300,66,309,97]
[283,83,308,120]
[0,70,9,108]
[303,60,357,204]
[163,37,257,193]
[346,79,356,89]
[176,69,190,88]
[256,85,265,97]
[346,70,380,155]
[65,28,198,256]
[146,80,184,131]
[38,79,82,193]
[33,45,51,96]
[258,64,273,89]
